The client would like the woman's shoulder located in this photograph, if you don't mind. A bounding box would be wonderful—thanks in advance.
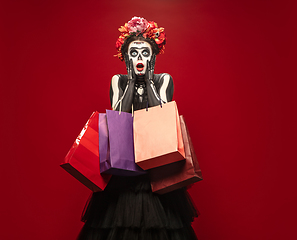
[154,73,172,78]
[110,74,129,92]
[111,74,128,86]
[154,73,172,81]
[154,73,173,86]
[111,74,128,81]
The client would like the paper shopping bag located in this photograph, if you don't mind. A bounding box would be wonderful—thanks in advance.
[61,112,111,192]
[149,115,203,194]
[133,101,185,170]
[99,110,146,176]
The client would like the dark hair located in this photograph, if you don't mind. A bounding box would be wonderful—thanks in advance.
[121,35,160,57]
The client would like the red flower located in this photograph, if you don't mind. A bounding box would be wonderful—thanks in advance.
[115,37,124,49]
[155,31,166,45]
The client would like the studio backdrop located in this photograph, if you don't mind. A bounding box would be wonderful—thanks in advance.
[1,0,296,239]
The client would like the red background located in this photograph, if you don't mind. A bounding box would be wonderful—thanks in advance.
[1,0,296,239]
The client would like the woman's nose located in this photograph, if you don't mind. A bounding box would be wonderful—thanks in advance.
[138,54,142,60]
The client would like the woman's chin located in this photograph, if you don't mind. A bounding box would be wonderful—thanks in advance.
[136,70,146,76]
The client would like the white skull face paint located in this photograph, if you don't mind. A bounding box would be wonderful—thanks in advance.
[128,41,152,75]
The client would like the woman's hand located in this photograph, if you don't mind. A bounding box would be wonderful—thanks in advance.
[124,53,135,82]
[110,54,136,112]
[145,54,156,82]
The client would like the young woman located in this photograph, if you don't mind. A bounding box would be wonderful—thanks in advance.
[77,17,198,240]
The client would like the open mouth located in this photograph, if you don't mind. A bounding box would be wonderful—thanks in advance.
[136,63,144,72]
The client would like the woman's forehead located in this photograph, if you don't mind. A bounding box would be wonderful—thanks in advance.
[128,41,151,49]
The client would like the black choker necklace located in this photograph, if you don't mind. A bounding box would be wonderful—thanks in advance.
[136,75,145,82]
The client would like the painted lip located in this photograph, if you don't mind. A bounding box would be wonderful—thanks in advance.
[136,63,144,72]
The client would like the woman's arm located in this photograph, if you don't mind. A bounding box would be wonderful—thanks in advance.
[109,56,136,112]
[109,74,135,112]
[146,73,173,107]
[145,55,174,107]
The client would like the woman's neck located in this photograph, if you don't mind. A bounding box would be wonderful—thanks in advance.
[136,74,145,82]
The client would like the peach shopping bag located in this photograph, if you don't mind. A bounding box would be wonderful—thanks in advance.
[133,101,185,170]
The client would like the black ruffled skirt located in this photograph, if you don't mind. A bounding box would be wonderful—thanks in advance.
[77,174,199,240]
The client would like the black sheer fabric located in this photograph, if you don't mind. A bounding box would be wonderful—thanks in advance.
[77,74,198,240]
[77,175,198,240]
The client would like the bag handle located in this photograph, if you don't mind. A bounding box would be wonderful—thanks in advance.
[118,101,133,118]
[146,96,163,112]
[113,82,130,115]
[113,85,133,117]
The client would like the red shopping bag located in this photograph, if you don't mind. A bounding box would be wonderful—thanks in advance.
[60,112,111,192]
[133,101,185,170]
[149,115,203,194]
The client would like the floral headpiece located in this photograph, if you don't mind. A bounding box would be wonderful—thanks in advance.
[115,16,166,61]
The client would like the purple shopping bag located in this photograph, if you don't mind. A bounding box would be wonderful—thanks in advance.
[99,110,146,176]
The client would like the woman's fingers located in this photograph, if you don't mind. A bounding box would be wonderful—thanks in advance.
[124,54,130,73]
[128,59,134,80]
[151,54,156,71]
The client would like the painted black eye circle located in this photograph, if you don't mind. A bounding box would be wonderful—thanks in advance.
[142,50,149,57]
[130,50,138,57]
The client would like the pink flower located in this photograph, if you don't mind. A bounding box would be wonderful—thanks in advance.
[127,17,148,34]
